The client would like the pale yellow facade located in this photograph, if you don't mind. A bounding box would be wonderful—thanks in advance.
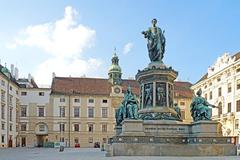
[0,71,19,148]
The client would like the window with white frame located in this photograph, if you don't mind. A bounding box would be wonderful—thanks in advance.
[59,106,65,117]
[60,123,65,132]
[88,107,94,118]
[21,123,27,131]
[60,97,65,102]
[74,107,80,117]
[38,106,45,117]
[102,124,107,132]
[1,104,5,119]
[74,98,80,103]
[74,124,80,132]
[20,105,27,117]
[102,107,108,118]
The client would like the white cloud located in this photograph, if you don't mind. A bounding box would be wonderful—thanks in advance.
[34,57,102,85]
[123,42,133,55]
[8,6,103,85]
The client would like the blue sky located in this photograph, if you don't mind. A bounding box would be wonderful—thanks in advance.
[0,0,239,85]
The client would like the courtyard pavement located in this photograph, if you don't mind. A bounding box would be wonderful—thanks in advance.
[0,148,239,160]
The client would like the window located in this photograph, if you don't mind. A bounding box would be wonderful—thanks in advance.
[227,103,231,113]
[217,77,221,82]
[1,90,5,102]
[88,107,94,118]
[237,79,240,90]
[60,137,64,142]
[209,82,212,86]
[60,98,65,102]
[21,123,27,131]
[10,124,12,131]
[235,119,239,129]
[21,105,27,117]
[228,83,232,93]
[10,107,13,121]
[38,107,44,117]
[39,92,44,96]
[1,105,5,119]
[102,99,108,103]
[102,107,108,118]
[74,124,79,132]
[1,80,5,86]
[88,98,94,103]
[209,91,213,100]
[204,93,207,100]
[218,102,222,116]
[39,125,45,132]
[2,135,4,143]
[102,124,107,132]
[74,98,80,103]
[237,100,240,112]
[21,92,27,96]
[60,123,65,132]
[88,124,94,132]
[74,137,79,144]
[59,106,65,117]
[204,85,207,89]
[237,68,240,73]
[218,87,222,97]
[74,107,80,117]
[180,102,185,106]
[1,123,5,130]
[181,110,185,120]
[88,137,93,143]
[9,96,13,106]
[9,86,12,91]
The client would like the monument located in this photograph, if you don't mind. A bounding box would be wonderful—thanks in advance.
[107,19,237,157]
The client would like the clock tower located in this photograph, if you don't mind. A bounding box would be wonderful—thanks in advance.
[108,49,122,85]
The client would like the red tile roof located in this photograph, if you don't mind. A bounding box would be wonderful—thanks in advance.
[51,77,192,99]
[51,77,140,96]
[174,81,193,99]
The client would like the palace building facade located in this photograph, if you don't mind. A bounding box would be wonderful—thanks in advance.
[192,52,240,143]
[1,51,193,148]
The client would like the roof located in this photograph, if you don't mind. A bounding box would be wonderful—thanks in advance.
[0,64,19,87]
[174,81,193,99]
[51,77,192,99]
[51,77,140,96]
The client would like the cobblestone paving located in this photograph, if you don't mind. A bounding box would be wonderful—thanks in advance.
[0,148,239,160]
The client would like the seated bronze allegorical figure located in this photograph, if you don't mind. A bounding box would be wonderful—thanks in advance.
[115,86,139,126]
[190,89,217,122]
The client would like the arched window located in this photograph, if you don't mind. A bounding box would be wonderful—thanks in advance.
[218,102,222,117]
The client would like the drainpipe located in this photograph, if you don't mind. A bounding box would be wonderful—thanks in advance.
[6,75,10,147]
[68,94,71,147]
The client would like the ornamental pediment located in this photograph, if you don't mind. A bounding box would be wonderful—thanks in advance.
[208,53,235,77]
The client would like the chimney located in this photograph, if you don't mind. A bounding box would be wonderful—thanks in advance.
[14,67,19,80]
[11,64,14,77]
[52,72,56,79]
[28,73,32,82]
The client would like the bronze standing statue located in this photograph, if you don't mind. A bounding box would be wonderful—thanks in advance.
[142,18,166,62]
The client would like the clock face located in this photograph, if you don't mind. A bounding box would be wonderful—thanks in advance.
[114,87,120,94]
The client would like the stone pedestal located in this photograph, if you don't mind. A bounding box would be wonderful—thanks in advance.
[115,126,122,135]
[121,119,145,136]
[191,120,220,137]
[136,62,179,120]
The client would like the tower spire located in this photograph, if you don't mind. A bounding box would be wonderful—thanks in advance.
[108,48,122,85]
